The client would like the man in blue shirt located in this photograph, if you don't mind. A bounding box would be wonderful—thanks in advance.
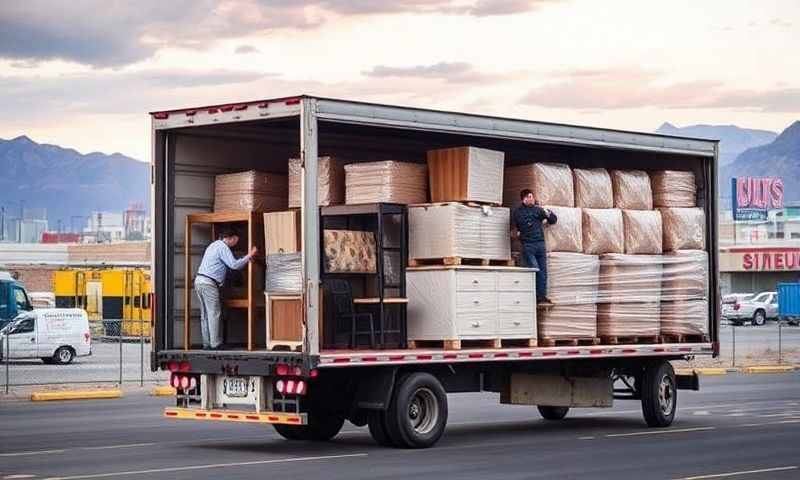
[511,189,557,304]
[195,229,257,349]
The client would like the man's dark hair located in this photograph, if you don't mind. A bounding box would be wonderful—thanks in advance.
[520,188,533,200]
[220,229,239,239]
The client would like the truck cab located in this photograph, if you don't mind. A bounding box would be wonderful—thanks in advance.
[0,271,34,331]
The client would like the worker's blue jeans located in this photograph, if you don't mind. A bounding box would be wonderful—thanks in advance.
[521,241,548,300]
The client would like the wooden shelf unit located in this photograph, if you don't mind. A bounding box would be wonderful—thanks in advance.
[184,210,264,351]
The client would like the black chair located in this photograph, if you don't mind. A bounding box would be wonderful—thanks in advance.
[328,279,375,349]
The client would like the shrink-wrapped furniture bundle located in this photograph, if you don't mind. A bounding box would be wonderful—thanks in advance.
[265,253,303,294]
[573,168,613,208]
[582,208,624,255]
[662,250,709,301]
[611,170,653,210]
[538,304,598,339]
[503,163,574,207]
[661,299,708,337]
[345,161,428,205]
[598,254,663,303]
[597,302,661,337]
[323,230,377,273]
[542,206,582,253]
[660,207,706,251]
[546,252,600,304]
[288,157,345,208]
[651,170,696,207]
[622,210,663,254]
[214,170,288,212]
[427,147,504,205]
[409,203,511,261]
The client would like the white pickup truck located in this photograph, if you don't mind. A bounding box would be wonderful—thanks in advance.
[722,291,778,326]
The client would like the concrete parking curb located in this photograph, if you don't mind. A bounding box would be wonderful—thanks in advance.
[30,389,123,402]
[151,386,176,396]
[741,365,797,374]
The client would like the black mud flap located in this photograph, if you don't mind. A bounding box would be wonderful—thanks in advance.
[676,372,700,391]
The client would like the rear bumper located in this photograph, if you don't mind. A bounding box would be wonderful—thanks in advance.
[165,407,307,425]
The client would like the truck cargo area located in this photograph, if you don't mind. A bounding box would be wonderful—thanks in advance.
[151,96,719,448]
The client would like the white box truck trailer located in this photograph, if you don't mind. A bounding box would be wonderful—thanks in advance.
[151,96,720,448]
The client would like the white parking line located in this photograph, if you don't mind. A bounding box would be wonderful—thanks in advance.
[40,453,368,480]
[0,449,65,457]
[673,465,798,479]
[81,443,156,451]
[606,427,716,437]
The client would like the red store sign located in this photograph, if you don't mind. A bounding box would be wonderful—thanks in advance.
[740,250,800,271]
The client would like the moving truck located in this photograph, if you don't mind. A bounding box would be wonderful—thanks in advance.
[151,96,719,448]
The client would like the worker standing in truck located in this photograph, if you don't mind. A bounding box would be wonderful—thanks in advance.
[195,230,257,349]
[512,189,557,304]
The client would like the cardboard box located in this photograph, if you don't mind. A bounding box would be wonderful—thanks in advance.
[345,161,428,205]
[427,146,504,205]
[623,209,663,254]
[651,170,696,207]
[573,168,613,208]
[546,252,600,304]
[582,208,624,255]
[598,302,661,337]
[288,157,345,208]
[264,210,301,255]
[598,253,663,303]
[503,163,574,207]
[660,207,706,251]
[409,203,511,261]
[538,304,598,339]
[543,206,582,253]
[214,170,288,212]
[611,170,653,210]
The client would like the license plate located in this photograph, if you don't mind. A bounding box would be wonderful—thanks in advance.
[223,377,249,397]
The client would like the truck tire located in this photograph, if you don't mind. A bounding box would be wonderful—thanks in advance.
[538,406,569,420]
[52,346,74,365]
[752,310,766,326]
[384,372,448,449]
[273,411,344,442]
[367,411,395,447]
[641,361,677,428]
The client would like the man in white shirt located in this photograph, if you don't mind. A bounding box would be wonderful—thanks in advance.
[195,229,257,349]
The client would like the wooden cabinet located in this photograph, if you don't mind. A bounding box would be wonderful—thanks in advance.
[264,210,301,254]
[407,266,537,346]
[265,294,303,350]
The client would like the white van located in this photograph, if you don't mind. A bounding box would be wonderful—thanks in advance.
[0,309,91,364]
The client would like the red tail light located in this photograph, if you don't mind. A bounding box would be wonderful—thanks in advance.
[178,361,191,372]
[309,369,319,379]
[167,361,179,372]
[275,364,289,376]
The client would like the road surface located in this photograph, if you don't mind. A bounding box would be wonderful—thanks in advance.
[1,372,798,480]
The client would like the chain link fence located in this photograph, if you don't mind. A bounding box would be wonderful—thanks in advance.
[2,319,167,393]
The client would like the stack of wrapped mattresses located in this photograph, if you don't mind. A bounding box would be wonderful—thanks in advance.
[504,162,709,343]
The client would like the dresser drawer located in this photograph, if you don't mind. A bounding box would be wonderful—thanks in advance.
[497,313,536,335]
[455,312,497,337]
[456,270,496,291]
[456,291,497,313]
[497,271,534,292]
[498,291,534,312]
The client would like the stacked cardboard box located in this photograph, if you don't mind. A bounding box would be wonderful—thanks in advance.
[345,161,428,205]
[661,250,709,337]
[427,147,504,205]
[288,157,345,208]
[214,170,288,212]
[597,253,663,338]
[409,203,511,262]
[538,252,600,341]
[503,162,574,208]
[651,170,696,207]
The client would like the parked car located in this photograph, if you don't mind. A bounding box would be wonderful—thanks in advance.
[0,308,91,364]
[722,291,778,326]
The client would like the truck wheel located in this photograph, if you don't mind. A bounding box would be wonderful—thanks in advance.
[752,310,766,326]
[641,361,677,428]
[53,347,74,365]
[385,372,448,449]
[538,406,569,420]
[273,412,344,442]
[367,411,395,447]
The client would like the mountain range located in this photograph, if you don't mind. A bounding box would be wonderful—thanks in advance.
[0,136,149,231]
[656,121,800,207]
[655,122,777,166]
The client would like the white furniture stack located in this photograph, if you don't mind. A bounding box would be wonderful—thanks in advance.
[406,266,537,349]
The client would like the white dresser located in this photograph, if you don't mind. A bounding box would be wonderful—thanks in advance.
[407,266,537,344]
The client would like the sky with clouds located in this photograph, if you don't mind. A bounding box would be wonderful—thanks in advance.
[0,0,798,161]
